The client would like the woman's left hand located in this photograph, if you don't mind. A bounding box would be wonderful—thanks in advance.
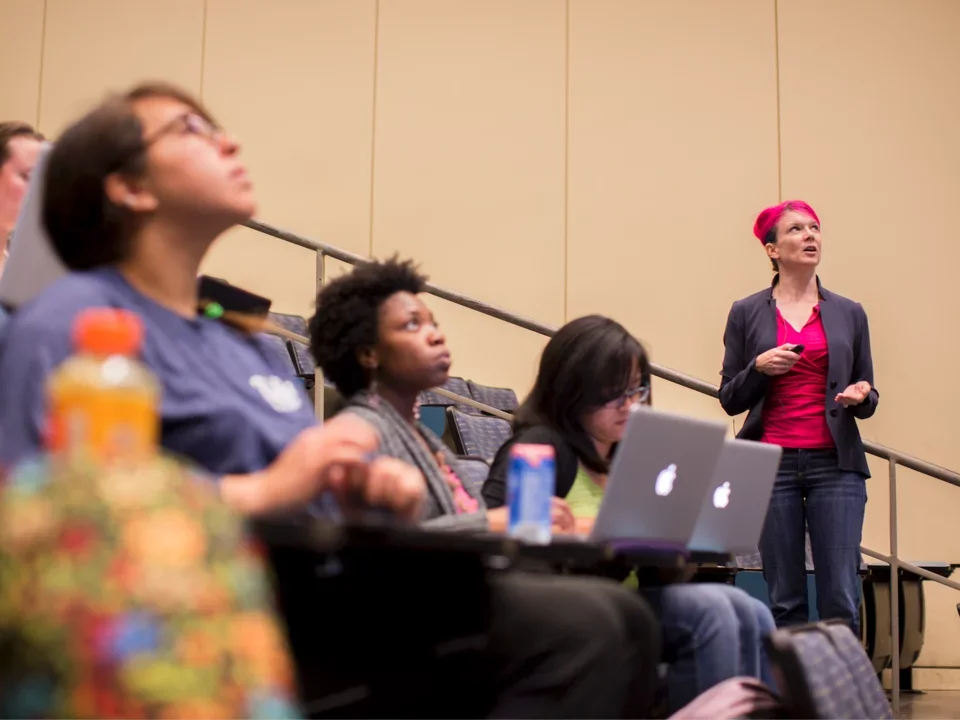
[573,515,595,536]
[835,381,871,407]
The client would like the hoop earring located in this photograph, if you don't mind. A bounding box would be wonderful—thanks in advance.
[368,373,380,408]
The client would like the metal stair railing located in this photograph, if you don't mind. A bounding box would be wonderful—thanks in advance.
[247,216,960,712]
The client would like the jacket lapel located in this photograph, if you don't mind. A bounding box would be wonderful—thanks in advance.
[761,282,779,351]
[816,283,841,384]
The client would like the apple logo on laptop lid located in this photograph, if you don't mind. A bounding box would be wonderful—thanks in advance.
[712,481,732,509]
[654,463,677,497]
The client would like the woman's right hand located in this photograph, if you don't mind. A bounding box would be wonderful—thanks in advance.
[220,414,425,520]
[755,343,802,376]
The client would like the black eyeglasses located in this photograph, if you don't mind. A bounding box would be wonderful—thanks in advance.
[147,112,223,147]
[110,112,224,171]
[604,384,651,409]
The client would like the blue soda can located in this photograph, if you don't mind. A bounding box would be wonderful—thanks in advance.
[507,444,556,545]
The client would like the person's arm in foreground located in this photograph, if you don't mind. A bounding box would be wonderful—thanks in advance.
[219,413,425,520]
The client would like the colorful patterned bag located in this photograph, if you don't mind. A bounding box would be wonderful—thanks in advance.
[0,455,301,719]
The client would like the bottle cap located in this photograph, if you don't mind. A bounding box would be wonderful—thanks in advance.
[73,308,144,356]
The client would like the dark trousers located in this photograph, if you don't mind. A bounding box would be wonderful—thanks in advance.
[758,448,866,637]
[270,541,661,718]
[485,572,661,718]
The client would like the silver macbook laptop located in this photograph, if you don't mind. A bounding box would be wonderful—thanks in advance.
[590,407,727,548]
[688,438,782,553]
[0,143,66,310]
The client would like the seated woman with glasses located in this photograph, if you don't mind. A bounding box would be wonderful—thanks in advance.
[482,315,777,715]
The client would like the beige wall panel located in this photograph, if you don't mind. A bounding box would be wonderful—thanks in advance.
[778,0,960,666]
[0,0,45,124]
[566,0,780,423]
[324,257,359,283]
[38,0,204,135]
[201,0,377,316]
[370,0,566,394]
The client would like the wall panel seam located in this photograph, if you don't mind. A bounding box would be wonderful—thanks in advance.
[35,0,49,129]
[367,0,381,258]
[199,0,209,100]
[774,0,782,201]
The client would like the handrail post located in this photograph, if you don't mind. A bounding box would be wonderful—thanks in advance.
[315,250,326,420]
[889,457,900,714]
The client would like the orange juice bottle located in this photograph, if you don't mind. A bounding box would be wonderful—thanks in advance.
[46,308,160,463]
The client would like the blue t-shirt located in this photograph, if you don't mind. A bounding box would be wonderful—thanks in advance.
[0,267,317,475]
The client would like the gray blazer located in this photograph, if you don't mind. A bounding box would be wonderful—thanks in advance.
[343,393,489,533]
[719,276,878,477]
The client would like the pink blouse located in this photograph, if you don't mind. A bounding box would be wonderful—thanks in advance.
[761,306,835,449]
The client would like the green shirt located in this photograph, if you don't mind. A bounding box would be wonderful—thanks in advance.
[567,467,638,589]
[566,466,605,518]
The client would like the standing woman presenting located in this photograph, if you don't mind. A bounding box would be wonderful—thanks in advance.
[718,200,878,636]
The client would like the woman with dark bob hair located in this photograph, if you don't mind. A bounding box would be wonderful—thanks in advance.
[482,315,777,715]
[310,257,664,717]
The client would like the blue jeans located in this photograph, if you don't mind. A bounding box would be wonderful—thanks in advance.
[759,448,866,636]
[642,583,776,713]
